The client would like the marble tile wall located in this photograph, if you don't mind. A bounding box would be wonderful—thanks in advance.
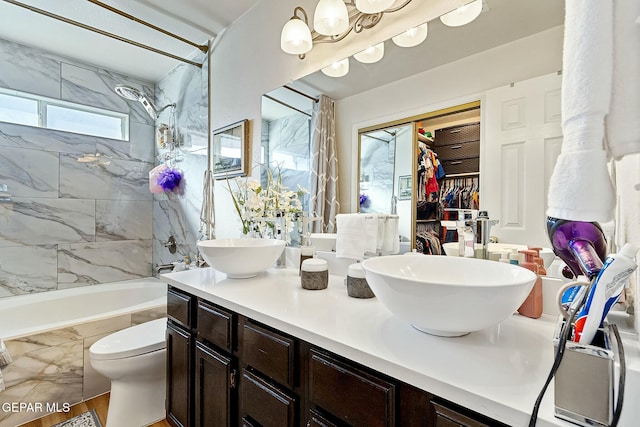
[263,113,311,210]
[0,38,155,297]
[152,53,209,267]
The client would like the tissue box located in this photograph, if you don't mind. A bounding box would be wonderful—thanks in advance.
[553,318,615,427]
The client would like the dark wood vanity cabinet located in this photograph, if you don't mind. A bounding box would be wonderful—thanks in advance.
[166,287,238,427]
[166,287,195,427]
[166,287,509,427]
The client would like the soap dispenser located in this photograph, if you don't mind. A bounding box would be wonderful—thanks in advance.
[527,247,547,276]
[517,249,543,319]
[299,237,316,274]
[299,216,320,273]
[457,212,475,257]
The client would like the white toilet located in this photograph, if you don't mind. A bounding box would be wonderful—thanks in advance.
[89,317,167,427]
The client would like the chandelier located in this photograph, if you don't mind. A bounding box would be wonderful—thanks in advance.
[280,0,483,77]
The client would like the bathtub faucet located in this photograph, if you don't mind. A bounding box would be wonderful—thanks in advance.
[155,263,175,274]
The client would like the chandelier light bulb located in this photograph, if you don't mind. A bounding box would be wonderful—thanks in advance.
[392,22,428,47]
[280,17,313,54]
[353,42,385,63]
[354,0,395,14]
[440,0,483,27]
[321,58,350,77]
[314,0,349,36]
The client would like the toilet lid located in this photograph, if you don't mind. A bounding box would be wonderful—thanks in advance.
[90,317,167,360]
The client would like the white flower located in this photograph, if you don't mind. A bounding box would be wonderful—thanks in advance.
[227,168,307,242]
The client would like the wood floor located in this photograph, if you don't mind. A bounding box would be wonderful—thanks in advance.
[18,393,171,427]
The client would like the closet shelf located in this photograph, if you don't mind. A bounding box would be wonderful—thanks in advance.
[418,133,434,144]
[416,219,440,223]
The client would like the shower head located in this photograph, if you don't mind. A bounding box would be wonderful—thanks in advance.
[114,84,142,101]
[114,84,174,120]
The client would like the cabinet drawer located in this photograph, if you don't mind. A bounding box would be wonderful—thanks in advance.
[240,368,296,427]
[307,408,339,427]
[197,299,235,352]
[243,321,295,388]
[441,157,479,175]
[168,287,193,328]
[431,401,506,427]
[309,349,396,427]
[436,140,480,161]
[435,123,480,147]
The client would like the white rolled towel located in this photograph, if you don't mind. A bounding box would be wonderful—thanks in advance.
[605,0,640,159]
[547,0,616,223]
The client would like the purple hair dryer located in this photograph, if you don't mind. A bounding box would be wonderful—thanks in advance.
[546,217,608,279]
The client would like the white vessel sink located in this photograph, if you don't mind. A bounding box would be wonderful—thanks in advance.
[361,255,536,337]
[197,238,285,278]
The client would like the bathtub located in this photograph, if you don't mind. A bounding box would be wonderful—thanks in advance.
[0,278,166,340]
[0,278,167,427]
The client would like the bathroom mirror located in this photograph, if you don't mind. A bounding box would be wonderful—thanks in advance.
[211,119,250,179]
[261,0,564,247]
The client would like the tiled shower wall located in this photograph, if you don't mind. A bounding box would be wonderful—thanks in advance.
[0,37,207,299]
[0,38,155,297]
[152,53,208,268]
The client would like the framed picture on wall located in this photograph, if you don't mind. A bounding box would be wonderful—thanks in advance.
[398,175,412,200]
[211,119,250,179]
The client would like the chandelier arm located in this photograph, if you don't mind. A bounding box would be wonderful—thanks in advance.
[293,6,308,24]
[292,0,415,58]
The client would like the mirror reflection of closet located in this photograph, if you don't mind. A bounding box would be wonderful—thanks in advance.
[357,100,481,254]
[415,101,480,255]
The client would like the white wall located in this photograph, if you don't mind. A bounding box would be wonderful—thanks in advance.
[338,26,564,212]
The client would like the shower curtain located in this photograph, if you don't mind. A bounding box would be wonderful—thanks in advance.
[310,95,340,233]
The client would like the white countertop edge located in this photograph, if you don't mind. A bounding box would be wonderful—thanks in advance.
[161,267,638,427]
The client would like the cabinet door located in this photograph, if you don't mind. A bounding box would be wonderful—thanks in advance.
[194,341,236,427]
[167,322,193,427]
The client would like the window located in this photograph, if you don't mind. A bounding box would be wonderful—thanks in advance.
[0,88,129,141]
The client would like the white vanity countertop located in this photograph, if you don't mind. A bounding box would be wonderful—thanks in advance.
[161,267,640,427]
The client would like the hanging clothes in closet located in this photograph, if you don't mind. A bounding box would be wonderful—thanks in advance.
[415,222,443,255]
[416,141,445,220]
[439,177,480,210]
